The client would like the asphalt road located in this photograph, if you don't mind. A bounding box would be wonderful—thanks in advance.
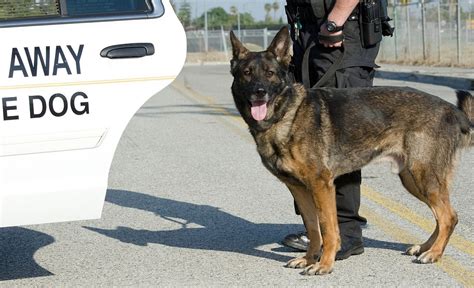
[1,64,472,286]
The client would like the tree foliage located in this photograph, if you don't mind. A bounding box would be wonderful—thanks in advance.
[176,1,284,30]
[177,0,192,27]
[193,6,257,29]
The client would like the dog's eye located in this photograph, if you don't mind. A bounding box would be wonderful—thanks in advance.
[243,69,251,76]
[266,71,275,77]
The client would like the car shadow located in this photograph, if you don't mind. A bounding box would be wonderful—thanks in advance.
[85,189,407,263]
[0,227,54,281]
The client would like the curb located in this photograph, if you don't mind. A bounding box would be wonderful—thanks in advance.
[375,70,474,91]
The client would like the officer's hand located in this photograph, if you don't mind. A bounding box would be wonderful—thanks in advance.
[319,26,343,48]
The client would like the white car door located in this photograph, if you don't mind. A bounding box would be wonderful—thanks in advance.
[0,0,186,227]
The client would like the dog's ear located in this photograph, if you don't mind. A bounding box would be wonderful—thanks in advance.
[230,30,249,60]
[267,26,292,67]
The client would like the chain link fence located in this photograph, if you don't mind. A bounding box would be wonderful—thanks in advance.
[185,2,473,67]
[379,2,473,66]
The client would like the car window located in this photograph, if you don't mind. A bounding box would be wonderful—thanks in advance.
[0,0,153,22]
[0,0,60,20]
[66,0,151,16]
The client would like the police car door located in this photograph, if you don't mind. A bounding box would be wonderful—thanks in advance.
[0,0,185,227]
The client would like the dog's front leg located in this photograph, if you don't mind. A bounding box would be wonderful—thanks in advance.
[303,176,340,275]
[284,183,322,269]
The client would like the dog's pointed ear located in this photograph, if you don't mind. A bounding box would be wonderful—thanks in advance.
[267,26,292,67]
[230,30,249,60]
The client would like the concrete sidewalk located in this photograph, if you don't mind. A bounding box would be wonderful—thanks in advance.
[376,63,474,90]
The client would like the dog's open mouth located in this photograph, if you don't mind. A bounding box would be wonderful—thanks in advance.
[250,100,268,121]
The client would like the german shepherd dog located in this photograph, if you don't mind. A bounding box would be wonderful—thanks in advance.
[230,27,473,275]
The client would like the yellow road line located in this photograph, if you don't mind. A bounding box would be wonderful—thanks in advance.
[170,81,250,141]
[362,185,474,257]
[360,205,474,287]
[0,76,176,90]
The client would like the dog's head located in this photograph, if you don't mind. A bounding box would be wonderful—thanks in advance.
[230,27,293,127]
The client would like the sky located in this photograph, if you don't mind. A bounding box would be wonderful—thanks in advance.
[172,0,288,22]
[172,0,474,22]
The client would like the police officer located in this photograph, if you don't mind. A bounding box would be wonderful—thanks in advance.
[283,0,386,260]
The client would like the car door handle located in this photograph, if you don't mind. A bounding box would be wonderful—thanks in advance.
[100,43,155,59]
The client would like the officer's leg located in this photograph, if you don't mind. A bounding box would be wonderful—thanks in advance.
[332,66,375,259]
[333,170,365,259]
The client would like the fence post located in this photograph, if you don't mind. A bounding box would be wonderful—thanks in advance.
[421,0,427,61]
[394,4,398,61]
[263,28,268,49]
[456,1,461,64]
[204,0,208,52]
[406,4,412,60]
[221,26,228,59]
[437,1,441,62]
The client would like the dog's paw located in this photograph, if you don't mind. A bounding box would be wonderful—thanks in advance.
[285,257,310,269]
[413,250,442,264]
[302,263,333,276]
[405,244,422,256]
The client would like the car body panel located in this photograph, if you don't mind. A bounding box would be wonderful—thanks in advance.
[0,0,186,227]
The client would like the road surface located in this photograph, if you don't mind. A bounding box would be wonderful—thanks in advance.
[1,64,472,286]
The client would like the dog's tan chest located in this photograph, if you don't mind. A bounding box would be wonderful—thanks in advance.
[254,127,302,183]
[253,100,309,182]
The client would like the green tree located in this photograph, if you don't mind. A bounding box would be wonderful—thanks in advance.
[240,12,256,27]
[195,7,230,29]
[177,1,192,28]
[170,0,177,13]
[229,5,238,27]
[264,3,272,22]
[230,5,238,16]
[272,1,280,21]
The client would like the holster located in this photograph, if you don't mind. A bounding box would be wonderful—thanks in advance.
[359,0,394,48]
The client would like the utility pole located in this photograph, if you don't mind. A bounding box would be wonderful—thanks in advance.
[238,10,241,39]
[456,0,461,63]
[204,0,208,52]
[421,0,427,61]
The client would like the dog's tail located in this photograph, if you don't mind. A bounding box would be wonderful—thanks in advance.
[456,90,474,146]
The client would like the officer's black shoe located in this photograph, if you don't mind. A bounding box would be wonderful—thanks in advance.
[335,236,364,260]
[282,232,364,260]
[282,232,309,252]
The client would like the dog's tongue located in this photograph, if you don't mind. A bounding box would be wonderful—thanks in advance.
[251,101,268,121]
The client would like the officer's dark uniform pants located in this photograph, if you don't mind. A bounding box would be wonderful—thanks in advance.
[292,43,375,241]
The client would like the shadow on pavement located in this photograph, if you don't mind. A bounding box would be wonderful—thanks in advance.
[85,189,301,263]
[362,237,408,252]
[270,237,407,254]
[85,190,406,263]
[0,227,54,281]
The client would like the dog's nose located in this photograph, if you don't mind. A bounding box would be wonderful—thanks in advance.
[256,88,267,97]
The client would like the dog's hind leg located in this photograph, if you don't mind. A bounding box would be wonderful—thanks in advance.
[399,165,458,263]
[285,183,322,270]
[399,169,439,256]
[416,179,458,264]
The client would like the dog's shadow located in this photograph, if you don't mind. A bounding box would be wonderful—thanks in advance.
[85,190,408,262]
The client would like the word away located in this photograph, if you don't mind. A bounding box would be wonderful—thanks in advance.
[9,45,84,78]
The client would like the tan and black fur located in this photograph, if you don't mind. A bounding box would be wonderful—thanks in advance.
[230,27,473,275]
